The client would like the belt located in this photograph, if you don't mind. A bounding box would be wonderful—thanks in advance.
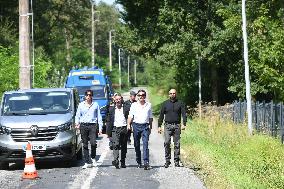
[114,125,127,128]
[80,123,96,126]
[165,122,180,125]
[133,122,148,125]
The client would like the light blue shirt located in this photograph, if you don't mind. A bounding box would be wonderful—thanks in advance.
[75,101,103,132]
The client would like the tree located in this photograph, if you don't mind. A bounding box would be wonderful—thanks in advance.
[116,0,284,103]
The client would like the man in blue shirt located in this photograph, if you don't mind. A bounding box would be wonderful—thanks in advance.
[75,90,103,169]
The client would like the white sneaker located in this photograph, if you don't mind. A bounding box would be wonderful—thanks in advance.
[82,163,92,169]
[92,158,97,167]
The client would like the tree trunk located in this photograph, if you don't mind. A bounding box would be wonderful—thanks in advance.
[64,28,71,65]
[211,64,218,104]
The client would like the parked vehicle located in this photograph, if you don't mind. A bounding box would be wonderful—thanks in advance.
[65,66,112,131]
[0,88,82,169]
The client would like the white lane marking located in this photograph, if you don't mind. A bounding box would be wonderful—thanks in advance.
[80,146,109,189]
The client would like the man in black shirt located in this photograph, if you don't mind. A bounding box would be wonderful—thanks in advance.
[124,91,137,144]
[158,89,187,168]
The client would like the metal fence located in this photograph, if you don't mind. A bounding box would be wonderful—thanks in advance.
[232,101,284,143]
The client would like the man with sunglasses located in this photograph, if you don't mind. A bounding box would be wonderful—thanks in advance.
[127,89,153,170]
[158,89,187,168]
[75,90,103,169]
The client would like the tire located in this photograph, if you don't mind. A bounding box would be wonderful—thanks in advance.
[0,162,9,170]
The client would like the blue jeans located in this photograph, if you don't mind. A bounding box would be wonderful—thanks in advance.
[132,123,150,165]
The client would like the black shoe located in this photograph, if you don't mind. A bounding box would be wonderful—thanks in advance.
[144,164,150,170]
[121,160,126,168]
[137,164,142,168]
[164,162,171,168]
[109,145,113,150]
[174,161,180,167]
[112,160,120,169]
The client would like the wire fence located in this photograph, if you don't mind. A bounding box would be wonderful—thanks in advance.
[232,101,284,142]
[191,101,284,143]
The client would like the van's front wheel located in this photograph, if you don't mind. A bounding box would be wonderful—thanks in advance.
[0,162,9,170]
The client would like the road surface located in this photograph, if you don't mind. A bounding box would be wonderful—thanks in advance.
[0,88,206,189]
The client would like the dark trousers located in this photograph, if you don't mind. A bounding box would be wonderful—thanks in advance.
[133,123,150,165]
[127,129,132,142]
[80,123,97,164]
[164,123,181,162]
[112,126,128,162]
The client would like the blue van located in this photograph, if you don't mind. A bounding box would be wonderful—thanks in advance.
[105,75,114,97]
[65,67,110,130]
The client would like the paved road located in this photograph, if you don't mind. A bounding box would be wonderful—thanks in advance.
[0,88,206,189]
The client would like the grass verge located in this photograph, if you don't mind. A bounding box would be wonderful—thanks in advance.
[148,89,284,189]
[181,118,284,189]
[148,86,167,116]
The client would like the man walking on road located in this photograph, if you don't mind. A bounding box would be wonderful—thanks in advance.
[124,91,137,144]
[75,90,103,169]
[106,93,130,169]
[128,89,153,170]
[158,89,187,168]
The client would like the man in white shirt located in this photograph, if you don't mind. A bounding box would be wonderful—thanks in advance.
[106,93,130,169]
[127,89,153,170]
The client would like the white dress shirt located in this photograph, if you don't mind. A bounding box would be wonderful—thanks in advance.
[114,107,127,127]
[129,101,153,124]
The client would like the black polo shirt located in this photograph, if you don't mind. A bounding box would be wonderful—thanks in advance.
[158,99,187,127]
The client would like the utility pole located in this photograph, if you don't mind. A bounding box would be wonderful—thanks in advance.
[134,59,137,86]
[19,0,31,89]
[30,0,34,87]
[90,0,95,67]
[198,54,202,119]
[242,0,253,135]
[109,30,114,71]
[127,55,130,87]
[118,48,121,90]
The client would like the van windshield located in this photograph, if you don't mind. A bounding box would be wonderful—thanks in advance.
[2,91,71,115]
[76,85,107,99]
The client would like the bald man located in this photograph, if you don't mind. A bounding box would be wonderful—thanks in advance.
[158,89,187,168]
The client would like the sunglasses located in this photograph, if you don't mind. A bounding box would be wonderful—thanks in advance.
[86,94,92,96]
[137,94,146,97]
[169,93,176,95]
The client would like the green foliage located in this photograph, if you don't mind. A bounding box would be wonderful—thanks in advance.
[181,118,284,189]
[117,0,284,103]
[148,86,167,116]
[0,18,17,46]
[33,47,53,88]
[96,2,121,57]
[0,1,123,89]
[0,46,19,96]
[142,58,177,90]
[0,45,54,97]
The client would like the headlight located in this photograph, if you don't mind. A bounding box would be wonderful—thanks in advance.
[0,126,11,135]
[58,122,72,131]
